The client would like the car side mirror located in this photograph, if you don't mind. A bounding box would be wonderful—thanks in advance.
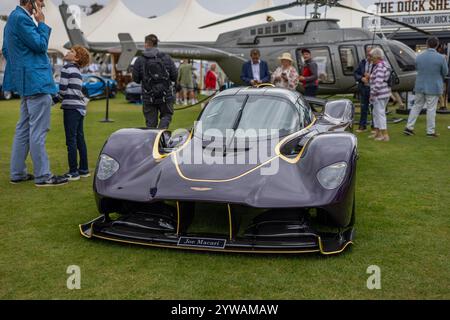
[323,100,354,124]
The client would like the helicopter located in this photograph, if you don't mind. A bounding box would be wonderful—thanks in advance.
[59,0,430,95]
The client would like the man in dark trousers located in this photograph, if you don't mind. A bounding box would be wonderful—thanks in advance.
[133,34,178,129]
[354,47,374,133]
[240,49,271,86]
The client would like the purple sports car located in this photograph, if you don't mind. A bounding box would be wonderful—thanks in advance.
[80,87,358,255]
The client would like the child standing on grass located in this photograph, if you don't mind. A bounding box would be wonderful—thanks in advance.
[59,46,91,181]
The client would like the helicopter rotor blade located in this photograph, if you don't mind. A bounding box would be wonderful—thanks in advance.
[335,3,431,35]
[199,1,305,29]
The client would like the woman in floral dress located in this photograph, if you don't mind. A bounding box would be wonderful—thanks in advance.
[271,52,299,91]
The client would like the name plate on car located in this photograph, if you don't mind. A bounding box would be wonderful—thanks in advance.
[178,237,227,249]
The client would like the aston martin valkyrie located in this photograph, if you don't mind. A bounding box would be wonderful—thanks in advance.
[80,87,358,255]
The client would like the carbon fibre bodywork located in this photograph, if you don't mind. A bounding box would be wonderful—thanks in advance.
[81,87,358,255]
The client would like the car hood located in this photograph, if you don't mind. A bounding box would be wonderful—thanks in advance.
[95,134,347,208]
[171,136,279,182]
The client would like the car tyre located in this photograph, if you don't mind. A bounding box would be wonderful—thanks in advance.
[82,87,89,98]
[349,194,356,227]
[2,91,12,100]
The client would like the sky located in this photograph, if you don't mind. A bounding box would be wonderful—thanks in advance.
[0,0,375,16]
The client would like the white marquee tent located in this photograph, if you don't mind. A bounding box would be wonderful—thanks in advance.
[79,0,368,43]
[0,0,371,52]
[44,0,72,53]
[81,0,285,43]
[0,20,5,46]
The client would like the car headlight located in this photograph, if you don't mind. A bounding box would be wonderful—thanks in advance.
[317,162,348,190]
[97,154,119,181]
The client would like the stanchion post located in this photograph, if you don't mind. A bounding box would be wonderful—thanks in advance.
[100,81,114,123]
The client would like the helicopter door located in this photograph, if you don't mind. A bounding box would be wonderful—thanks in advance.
[296,47,335,85]
[339,46,359,77]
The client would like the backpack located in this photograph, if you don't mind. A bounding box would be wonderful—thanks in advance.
[142,53,171,104]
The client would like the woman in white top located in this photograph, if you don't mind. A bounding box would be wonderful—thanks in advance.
[271,52,299,91]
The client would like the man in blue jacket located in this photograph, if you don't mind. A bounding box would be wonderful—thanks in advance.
[3,0,68,186]
[240,49,271,86]
[404,37,449,138]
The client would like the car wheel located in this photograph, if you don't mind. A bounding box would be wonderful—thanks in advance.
[82,87,89,98]
[349,194,356,227]
[2,91,12,100]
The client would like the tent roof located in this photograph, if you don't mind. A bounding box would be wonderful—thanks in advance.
[80,0,124,37]
[81,0,301,43]
[44,0,70,53]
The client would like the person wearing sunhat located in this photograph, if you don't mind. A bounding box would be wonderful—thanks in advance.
[299,48,319,97]
[272,52,299,91]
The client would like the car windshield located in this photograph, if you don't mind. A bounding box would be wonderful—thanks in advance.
[84,76,101,83]
[197,95,301,139]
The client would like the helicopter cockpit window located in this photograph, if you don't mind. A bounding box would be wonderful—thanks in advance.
[297,47,335,84]
[388,41,416,72]
[339,46,358,76]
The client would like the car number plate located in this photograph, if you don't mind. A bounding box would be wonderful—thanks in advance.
[178,237,227,249]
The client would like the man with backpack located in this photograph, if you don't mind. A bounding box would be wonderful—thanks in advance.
[133,34,178,129]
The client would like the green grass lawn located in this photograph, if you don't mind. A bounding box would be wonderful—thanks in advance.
[0,94,449,300]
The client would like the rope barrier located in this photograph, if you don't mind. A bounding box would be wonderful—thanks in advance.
[174,90,219,111]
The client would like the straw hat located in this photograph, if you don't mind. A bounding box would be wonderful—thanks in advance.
[278,52,294,62]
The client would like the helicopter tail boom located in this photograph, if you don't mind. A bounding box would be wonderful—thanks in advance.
[59,2,91,49]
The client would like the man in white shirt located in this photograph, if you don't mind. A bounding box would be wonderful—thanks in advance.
[240,49,270,86]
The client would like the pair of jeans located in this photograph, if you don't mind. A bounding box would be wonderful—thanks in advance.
[143,102,174,129]
[406,93,439,134]
[10,94,52,183]
[63,109,89,174]
[304,85,318,97]
[359,86,371,128]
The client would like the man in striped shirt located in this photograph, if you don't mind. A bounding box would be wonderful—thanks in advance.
[59,46,91,181]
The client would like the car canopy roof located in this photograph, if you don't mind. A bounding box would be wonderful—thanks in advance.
[215,87,302,107]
